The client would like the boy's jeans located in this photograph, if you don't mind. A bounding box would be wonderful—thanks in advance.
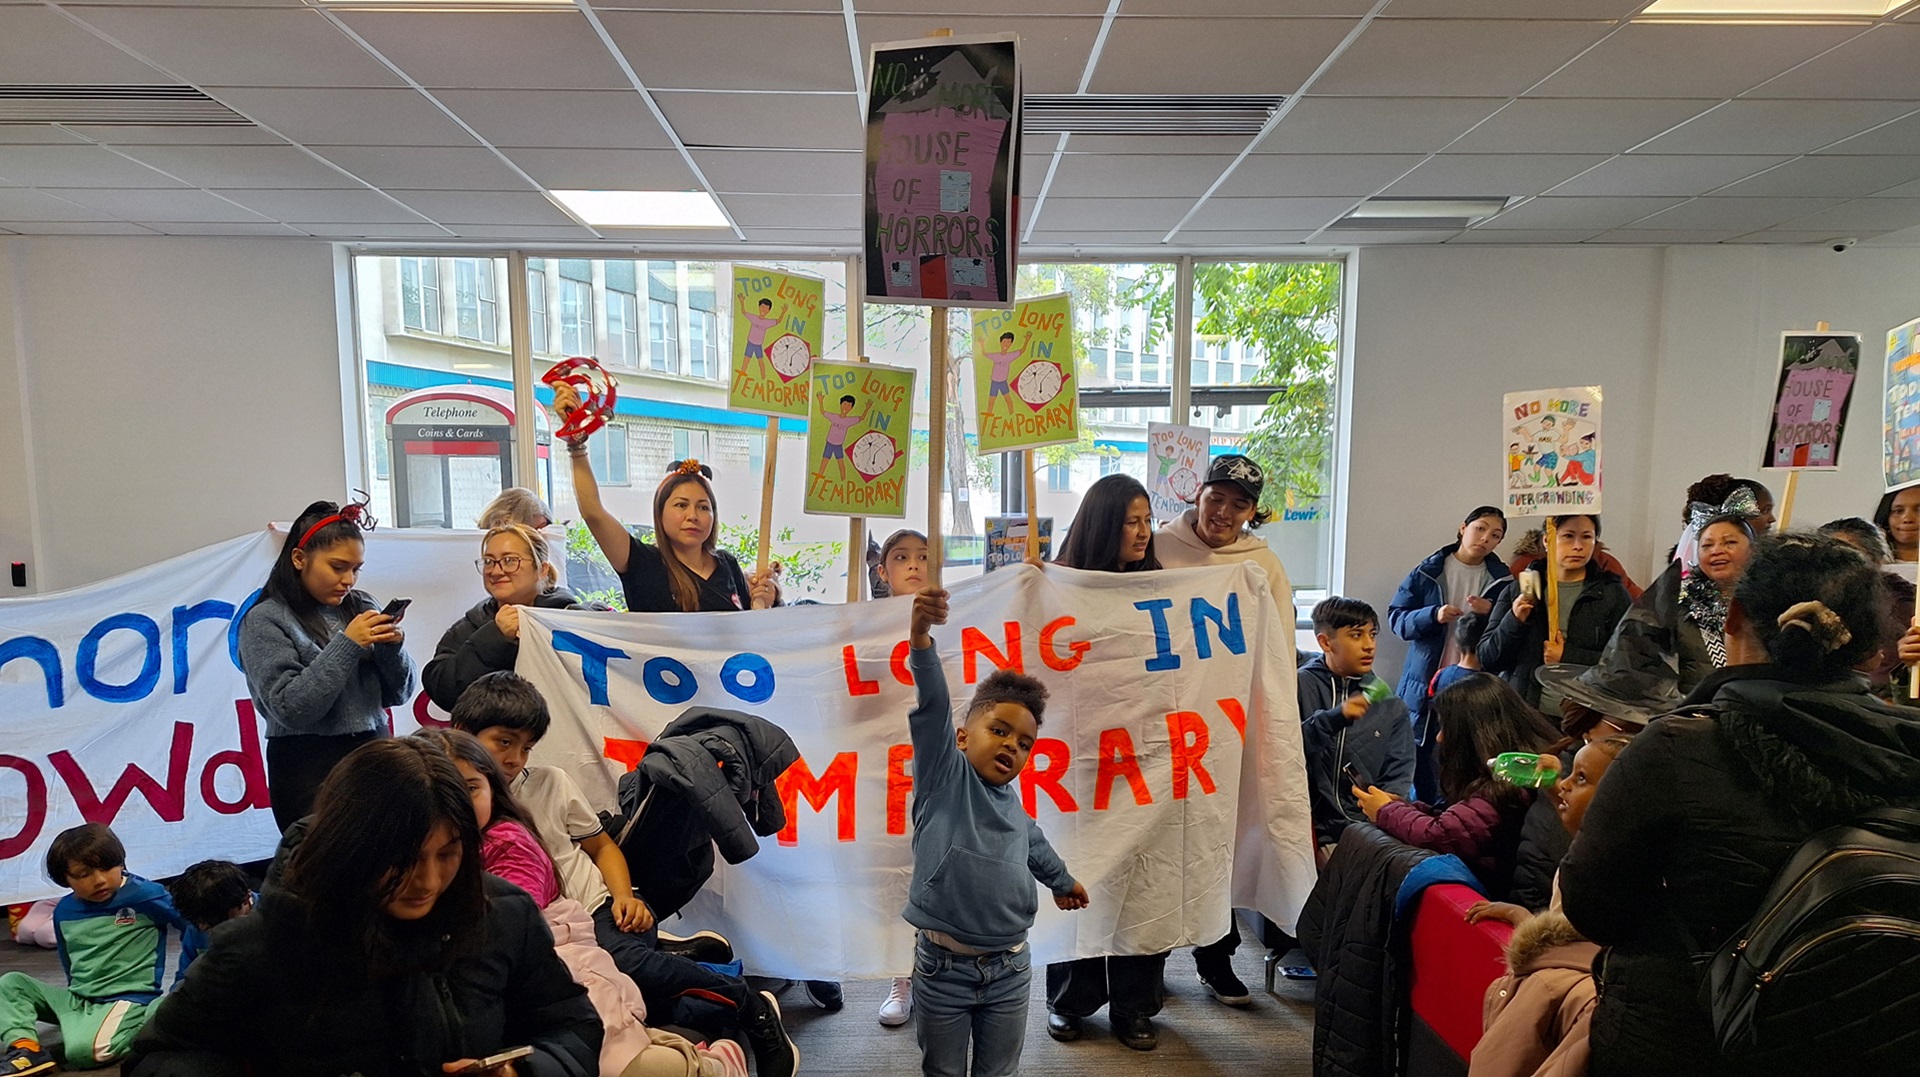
[912,933,1032,1077]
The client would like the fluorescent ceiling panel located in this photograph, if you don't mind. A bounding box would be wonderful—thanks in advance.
[548,189,730,228]
[1640,0,1907,14]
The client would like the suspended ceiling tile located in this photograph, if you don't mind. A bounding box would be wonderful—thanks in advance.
[1714,155,1920,198]
[1033,196,1200,232]
[1447,228,1607,243]
[1749,25,1920,100]
[1448,98,1718,154]
[656,90,862,151]
[1630,196,1845,231]
[1528,23,1861,99]
[66,7,402,87]
[854,14,1102,96]
[502,147,699,190]
[717,192,859,229]
[1217,154,1426,198]
[313,146,533,192]
[1584,229,1745,243]
[1165,229,1318,244]
[0,220,159,234]
[1777,197,1920,232]
[0,128,89,146]
[0,188,114,221]
[1128,0,1378,12]
[394,190,579,226]
[1258,97,1508,154]
[38,186,274,223]
[736,227,862,244]
[615,0,837,10]
[1067,134,1257,154]
[1385,154,1611,197]
[1726,229,1888,243]
[1475,195,1688,229]
[213,187,436,224]
[441,223,602,240]
[1024,229,1181,244]
[436,89,676,151]
[1087,18,1359,95]
[1321,229,1459,243]
[116,144,361,188]
[600,11,857,92]
[295,223,453,238]
[692,149,863,195]
[0,6,175,84]
[148,221,308,235]
[1185,196,1362,231]
[334,10,631,90]
[1546,154,1791,197]
[1812,109,1920,155]
[1047,154,1241,199]
[1636,100,1915,155]
[66,126,286,146]
[1310,19,1613,97]
[853,0,1107,10]
[0,145,185,188]
[1383,0,1645,15]
[205,87,477,148]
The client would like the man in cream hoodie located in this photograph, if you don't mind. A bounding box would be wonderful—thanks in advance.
[1153,453,1303,1004]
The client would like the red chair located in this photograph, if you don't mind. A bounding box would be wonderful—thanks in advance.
[1407,883,1514,1077]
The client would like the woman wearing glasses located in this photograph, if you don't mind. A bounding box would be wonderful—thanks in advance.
[422,522,593,712]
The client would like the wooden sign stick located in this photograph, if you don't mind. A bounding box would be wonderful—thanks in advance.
[757,415,779,575]
[1910,558,1918,700]
[928,306,948,588]
[1025,449,1040,562]
[1545,524,1562,648]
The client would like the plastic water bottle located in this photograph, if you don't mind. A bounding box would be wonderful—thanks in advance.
[1487,752,1561,788]
[1360,676,1394,705]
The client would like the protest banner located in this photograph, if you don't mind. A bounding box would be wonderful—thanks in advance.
[729,265,825,419]
[0,527,538,903]
[1146,422,1210,521]
[1503,386,1603,516]
[1763,331,1859,471]
[984,514,1052,571]
[971,293,1077,453]
[1886,318,1920,492]
[863,34,1020,307]
[516,562,1316,979]
[805,359,916,518]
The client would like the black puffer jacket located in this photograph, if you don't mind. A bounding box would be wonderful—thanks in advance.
[1480,565,1633,707]
[1298,822,1437,1077]
[422,588,588,712]
[1592,560,1716,697]
[1559,666,1920,1077]
[616,707,799,918]
[128,875,601,1077]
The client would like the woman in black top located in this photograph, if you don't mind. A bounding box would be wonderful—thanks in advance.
[1479,513,1632,709]
[554,382,777,613]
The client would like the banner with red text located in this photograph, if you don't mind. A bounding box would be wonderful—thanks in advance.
[517,562,1315,980]
[0,527,551,904]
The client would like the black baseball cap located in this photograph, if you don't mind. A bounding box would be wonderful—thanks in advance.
[1203,454,1265,502]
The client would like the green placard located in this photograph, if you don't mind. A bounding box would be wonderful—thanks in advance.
[729,265,825,418]
[805,359,916,518]
[971,291,1076,453]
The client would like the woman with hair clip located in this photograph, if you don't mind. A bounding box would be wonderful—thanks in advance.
[125,738,601,1077]
[239,497,414,834]
[1559,533,1920,1077]
[423,523,591,712]
[553,383,777,613]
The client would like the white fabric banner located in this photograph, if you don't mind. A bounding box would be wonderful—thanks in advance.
[0,527,541,904]
[517,562,1316,980]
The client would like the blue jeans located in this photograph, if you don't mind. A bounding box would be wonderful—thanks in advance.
[912,934,1032,1077]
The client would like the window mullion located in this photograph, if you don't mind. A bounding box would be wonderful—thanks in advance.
[506,252,539,497]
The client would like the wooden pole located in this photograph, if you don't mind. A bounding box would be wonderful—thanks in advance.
[1024,449,1040,562]
[928,306,947,587]
[846,250,870,603]
[757,415,779,574]
[1545,524,1561,647]
[1910,558,1918,700]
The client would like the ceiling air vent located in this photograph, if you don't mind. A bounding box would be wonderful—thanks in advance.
[1021,95,1283,136]
[0,86,251,126]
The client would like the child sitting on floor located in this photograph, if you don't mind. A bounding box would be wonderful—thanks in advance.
[0,824,196,1075]
[166,860,256,958]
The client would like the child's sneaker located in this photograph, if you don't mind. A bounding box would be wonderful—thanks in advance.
[877,976,912,1027]
[739,989,799,1077]
[656,928,734,965]
[3,1044,55,1076]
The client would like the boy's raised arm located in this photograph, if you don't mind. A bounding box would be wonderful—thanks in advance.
[906,589,962,790]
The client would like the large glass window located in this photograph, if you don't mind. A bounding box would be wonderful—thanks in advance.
[452,258,497,345]
[559,259,593,357]
[527,258,550,355]
[604,260,640,367]
[399,256,439,333]
[688,308,718,380]
[648,298,678,373]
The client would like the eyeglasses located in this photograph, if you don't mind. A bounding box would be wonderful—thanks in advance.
[476,556,528,573]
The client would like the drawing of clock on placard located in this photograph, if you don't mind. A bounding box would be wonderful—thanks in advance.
[1168,466,1200,503]
[1015,360,1066,411]
[851,431,899,481]
[768,333,812,383]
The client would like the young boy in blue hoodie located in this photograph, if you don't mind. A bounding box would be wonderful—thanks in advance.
[1298,597,1416,851]
[906,588,1088,1077]
[0,824,196,1075]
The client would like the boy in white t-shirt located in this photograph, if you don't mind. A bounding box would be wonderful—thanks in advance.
[451,672,798,1077]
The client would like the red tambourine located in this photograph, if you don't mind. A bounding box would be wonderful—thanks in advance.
[542,356,619,441]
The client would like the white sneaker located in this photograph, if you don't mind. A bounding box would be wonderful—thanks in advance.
[878,976,913,1027]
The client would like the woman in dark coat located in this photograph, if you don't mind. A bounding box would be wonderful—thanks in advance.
[1559,533,1920,1077]
[1479,513,1632,710]
[422,523,589,712]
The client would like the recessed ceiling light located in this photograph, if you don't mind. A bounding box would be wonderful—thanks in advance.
[1639,0,1908,15]
[549,190,731,229]
[1345,198,1508,220]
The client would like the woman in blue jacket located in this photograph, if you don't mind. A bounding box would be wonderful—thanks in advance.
[1388,506,1508,803]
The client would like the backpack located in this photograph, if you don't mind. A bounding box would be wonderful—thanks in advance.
[1704,805,1920,1070]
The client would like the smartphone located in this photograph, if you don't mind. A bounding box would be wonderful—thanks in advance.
[451,1046,533,1073]
[380,597,412,622]
[1342,762,1368,790]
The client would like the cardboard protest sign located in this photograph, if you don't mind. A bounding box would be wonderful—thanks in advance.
[1503,386,1603,515]
[971,293,1076,453]
[1885,319,1920,491]
[863,34,1019,307]
[804,359,916,518]
[1763,331,1859,470]
[517,562,1317,978]
[729,266,825,418]
[1146,422,1210,521]
[984,514,1052,571]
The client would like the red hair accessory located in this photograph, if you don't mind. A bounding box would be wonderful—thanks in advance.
[296,492,377,550]
[543,356,619,441]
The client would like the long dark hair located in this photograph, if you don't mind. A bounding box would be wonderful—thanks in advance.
[263,500,366,641]
[652,466,719,612]
[412,728,562,897]
[1057,474,1159,573]
[1431,673,1560,806]
[282,739,487,975]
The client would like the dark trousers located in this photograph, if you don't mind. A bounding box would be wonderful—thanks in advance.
[1413,730,1444,807]
[591,903,747,1038]
[1193,924,1240,971]
[265,730,380,834]
[1045,952,1169,1019]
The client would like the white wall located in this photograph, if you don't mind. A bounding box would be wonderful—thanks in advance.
[0,236,346,592]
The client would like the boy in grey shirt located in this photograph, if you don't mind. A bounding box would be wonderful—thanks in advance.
[904,588,1087,1077]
